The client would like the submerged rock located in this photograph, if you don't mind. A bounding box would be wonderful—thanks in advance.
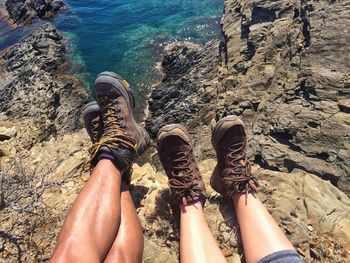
[4,0,65,25]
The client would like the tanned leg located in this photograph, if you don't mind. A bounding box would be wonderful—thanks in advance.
[232,193,295,263]
[51,160,123,263]
[179,202,227,263]
[104,182,143,263]
[157,124,227,263]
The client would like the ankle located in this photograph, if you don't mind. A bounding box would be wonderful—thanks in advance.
[98,151,116,163]
[95,159,122,175]
[179,196,205,209]
[232,192,258,206]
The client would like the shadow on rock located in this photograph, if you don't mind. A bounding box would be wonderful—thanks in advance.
[218,198,244,257]
[130,185,149,209]
[152,189,180,240]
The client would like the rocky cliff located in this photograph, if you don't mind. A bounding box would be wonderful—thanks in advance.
[1,0,350,262]
[0,23,88,152]
[4,0,64,25]
[145,0,350,261]
[147,0,350,195]
[0,23,88,261]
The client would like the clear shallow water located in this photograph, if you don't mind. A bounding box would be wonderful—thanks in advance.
[0,0,223,102]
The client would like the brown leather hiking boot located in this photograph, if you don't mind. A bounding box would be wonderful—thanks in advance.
[211,115,259,197]
[89,72,150,184]
[83,101,103,143]
[157,124,207,205]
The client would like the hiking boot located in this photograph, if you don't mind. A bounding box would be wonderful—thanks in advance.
[157,124,206,206]
[83,101,103,143]
[89,71,150,184]
[211,115,258,197]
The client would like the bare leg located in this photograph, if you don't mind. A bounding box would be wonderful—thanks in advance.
[180,201,227,263]
[51,160,123,263]
[104,183,143,263]
[232,193,295,263]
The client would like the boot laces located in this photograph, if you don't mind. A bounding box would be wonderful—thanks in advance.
[224,141,250,178]
[223,140,258,196]
[89,95,136,162]
[168,150,199,199]
[91,121,100,141]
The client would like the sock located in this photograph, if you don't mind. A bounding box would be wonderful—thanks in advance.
[97,151,124,175]
[182,196,205,207]
[98,152,115,162]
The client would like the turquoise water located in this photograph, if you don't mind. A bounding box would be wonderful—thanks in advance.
[0,0,223,104]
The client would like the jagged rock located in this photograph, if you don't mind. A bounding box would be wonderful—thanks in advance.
[0,23,88,149]
[4,134,349,262]
[0,129,91,262]
[0,126,16,141]
[4,0,65,25]
[1,0,350,262]
[0,23,88,261]
[146,0,350,195]
[145,40,221,138]
[218,0,350,195]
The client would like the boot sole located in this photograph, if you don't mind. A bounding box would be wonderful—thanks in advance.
[157,124,192,148]
[83,101,101,142]
[210,165,223,196]
[83,101,99,116]
[211,115,244,152]
[97,71,136,108]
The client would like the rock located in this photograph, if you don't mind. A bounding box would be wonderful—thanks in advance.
[144,1,350,261]
[219,0,350,195]
[0,23,88,261]
[0,23,88,149]
[1,0,350,262]
[145,40,220,139]
[131,157,350,262]
[137,159,350,262]
[143,238,177,263]
[0,126,16,140]
[146,0,350,195]
[0,129,91,262]
[4,0,65,25]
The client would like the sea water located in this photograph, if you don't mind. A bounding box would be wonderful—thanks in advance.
[0,0,223,102]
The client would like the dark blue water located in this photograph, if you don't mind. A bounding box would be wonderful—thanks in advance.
[0,0,223,100]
